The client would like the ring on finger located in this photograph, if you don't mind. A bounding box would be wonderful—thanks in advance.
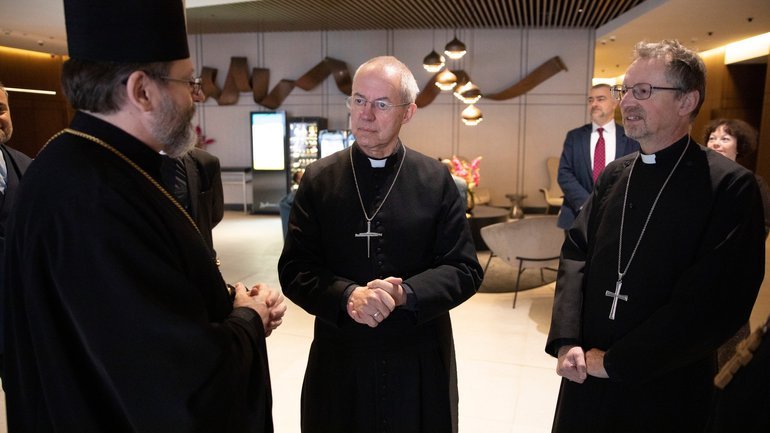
[373,311,381,319]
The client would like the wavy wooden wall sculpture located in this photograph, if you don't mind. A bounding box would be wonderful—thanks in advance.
[201,56,352,109]
[201,56,566,109]
[484,56,568,100]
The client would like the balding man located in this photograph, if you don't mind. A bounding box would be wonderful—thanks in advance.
[279,56,482,433]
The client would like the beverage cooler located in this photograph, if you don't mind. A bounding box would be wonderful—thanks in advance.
[288,117,327,189]
[250,114,329,214]
[318,129,354,159]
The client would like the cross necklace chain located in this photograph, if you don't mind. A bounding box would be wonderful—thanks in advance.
[607,136,690,320]
[350,144,406,258]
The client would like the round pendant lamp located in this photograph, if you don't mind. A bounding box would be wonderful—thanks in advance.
[444,36,467,60]
[435,69,458,91]
[454,81,482,104]
[422,50,446,73]
[462,104,483,126]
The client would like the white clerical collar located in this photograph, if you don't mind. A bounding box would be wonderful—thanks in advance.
[640,153,656,164]
[368,158,387,168]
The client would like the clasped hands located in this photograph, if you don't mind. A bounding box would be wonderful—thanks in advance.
[347,277,405,328]
[232,282,287,337]
[556,345,609,383]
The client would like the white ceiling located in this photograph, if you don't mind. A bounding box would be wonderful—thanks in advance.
[0,0,768,79]
[595,0,770,77]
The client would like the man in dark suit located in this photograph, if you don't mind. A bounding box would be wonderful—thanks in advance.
[0,81,32,379]
[162,147,224,258]
[556,83,639,229]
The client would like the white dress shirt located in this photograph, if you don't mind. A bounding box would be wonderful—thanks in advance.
[590,120,617,169]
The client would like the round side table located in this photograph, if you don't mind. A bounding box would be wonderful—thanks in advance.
[505,193,528,219]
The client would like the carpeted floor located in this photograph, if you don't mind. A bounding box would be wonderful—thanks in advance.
[476,251,557,293]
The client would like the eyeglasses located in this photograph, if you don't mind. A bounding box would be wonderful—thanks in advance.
[161,76,203,94]
[346,96,410,112]
[611,83,682,100]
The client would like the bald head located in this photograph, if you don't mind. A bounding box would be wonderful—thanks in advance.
[354,56,420,104]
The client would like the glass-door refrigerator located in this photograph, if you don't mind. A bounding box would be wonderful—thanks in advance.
[288,117,327,189]
[318,129,354,159]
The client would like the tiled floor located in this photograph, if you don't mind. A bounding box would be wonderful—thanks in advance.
[1,211,768,432]
[212,211,770,433]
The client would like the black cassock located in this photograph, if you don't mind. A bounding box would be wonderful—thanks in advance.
[279,144,483,433]
[546,136,765,433]
[4,112,273,432]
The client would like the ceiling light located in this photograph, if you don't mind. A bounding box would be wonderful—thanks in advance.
[5,86,56,95]
[444,37,466,60]
[435,69,458,91]
[454,81,482,104]
[422,50,445,73]
[724,31,770,64]
[462,104,483,126]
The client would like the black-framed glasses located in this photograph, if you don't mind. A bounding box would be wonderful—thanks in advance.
[611,83,682,100]
[346,96,410,112]
[161,76,203,94]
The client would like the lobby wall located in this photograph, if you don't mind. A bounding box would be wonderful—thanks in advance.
[188,28,596,208]
[0,47,71,158]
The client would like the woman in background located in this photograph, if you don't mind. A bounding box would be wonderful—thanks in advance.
[704,118,770,369]
[705,118,770,432]
[705,118,770,237]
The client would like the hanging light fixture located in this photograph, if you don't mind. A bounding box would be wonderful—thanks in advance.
[423,29,446,73]
[444,35,467,60]
[435,69,458,91]
[454,81,482,104]
[462,104,483,126]
[423,50,445,73]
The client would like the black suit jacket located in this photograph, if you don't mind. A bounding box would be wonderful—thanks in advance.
[1,143,32,370]
[184,148,224,256]
[1,144,32,259]
[556,123,639,229]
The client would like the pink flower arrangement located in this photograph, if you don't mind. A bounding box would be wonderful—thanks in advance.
[451,156,482,189]
[195,125,215,148]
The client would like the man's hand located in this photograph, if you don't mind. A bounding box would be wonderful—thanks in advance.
[367,277,405,306]
[347,285,396,328]
[232,282,287,337]
[556,345,588,384]
[585,348,609,378]
[252,283,287,336]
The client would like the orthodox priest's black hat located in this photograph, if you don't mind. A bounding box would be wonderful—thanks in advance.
[64,0,190,62]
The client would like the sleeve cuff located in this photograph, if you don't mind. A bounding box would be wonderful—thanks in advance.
[341,283,357,310]
[401,282,417,311]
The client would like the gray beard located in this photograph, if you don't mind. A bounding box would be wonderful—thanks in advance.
[163,124,197,158]
[151,97,197,158]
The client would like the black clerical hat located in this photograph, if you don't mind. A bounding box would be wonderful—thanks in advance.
[64,0,190,63]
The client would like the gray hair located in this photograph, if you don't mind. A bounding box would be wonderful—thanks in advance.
[355,56,420,104]
[633,40,706,120]
[61,59,172,114]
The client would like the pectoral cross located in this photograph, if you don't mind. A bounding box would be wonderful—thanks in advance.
[605,280,629,320]
[355,220,382,258]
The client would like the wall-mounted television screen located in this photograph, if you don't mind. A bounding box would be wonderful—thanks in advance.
[250,111,287,171]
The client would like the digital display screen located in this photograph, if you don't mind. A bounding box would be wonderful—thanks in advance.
[250,111,287,171]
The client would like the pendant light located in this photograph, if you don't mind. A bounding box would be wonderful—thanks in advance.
[444,35,467,60]
[435,69,458,91]
[454,81,482,104]
[462,104,483,126]
[423,29,446,73]
[423,50,445,73]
